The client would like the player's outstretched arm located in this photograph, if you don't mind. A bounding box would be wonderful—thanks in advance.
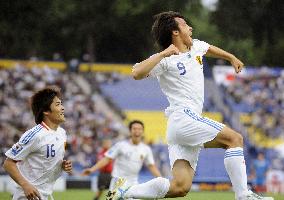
[147,164,162,177]
[205,45,244,73]
[81,157,112,176]
[3,158,42,200]
[132,44,179,80]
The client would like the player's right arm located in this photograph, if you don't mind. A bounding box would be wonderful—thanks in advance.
[82,141,122,176]
[132,44,179,80]
[3,158,41,200]
[4,126,42,200]
[81,157,112,176]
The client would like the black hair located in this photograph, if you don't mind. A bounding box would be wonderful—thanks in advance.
[31,86,61,124]
[151,11,185,49]
[128,120,144,130]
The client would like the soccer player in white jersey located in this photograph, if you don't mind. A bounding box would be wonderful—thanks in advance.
[81,120,161,190]
[108,11,274,200]
[3,86,72,200]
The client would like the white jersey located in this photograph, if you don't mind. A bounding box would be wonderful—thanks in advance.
[5,122,67,196]
[147,39,210,116]
[105,140,155,183]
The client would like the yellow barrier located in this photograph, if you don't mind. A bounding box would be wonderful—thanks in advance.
[0,59,66,71]
[240,114,284,148]
[125,111,223,143]
[79,63,133,75]
[0,59,134,74]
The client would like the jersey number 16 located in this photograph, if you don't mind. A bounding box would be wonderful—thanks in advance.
[46,144,55,158]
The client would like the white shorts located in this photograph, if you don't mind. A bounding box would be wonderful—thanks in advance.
[167,108,225,171]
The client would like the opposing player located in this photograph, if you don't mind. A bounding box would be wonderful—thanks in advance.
[82,120,161,191]
[3,86,72,200]
[92,139,113,200]
[108,11,274,200]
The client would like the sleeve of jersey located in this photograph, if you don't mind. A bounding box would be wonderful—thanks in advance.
[132,54,167,78]
[144,147,155,165]
[194,39,210,55]
[149,56,167,77]
[104,142,121,159]
[5,129,40,161]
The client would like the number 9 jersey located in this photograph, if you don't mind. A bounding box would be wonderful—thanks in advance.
[5,122,67,196]
[146,39,210,116]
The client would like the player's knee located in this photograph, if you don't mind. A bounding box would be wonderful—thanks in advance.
[171,180,191,197]
[231,132,243,147]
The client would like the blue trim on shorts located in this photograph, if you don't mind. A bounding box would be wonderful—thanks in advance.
[184,108,223,131]
[20,124,43,144]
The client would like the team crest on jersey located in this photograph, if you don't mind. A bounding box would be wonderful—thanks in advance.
[140,155,144,161]
[11,143,23,156]
[196,56,203,65]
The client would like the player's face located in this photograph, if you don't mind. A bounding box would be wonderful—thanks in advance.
[175,17,193,47]
[46,96,65,124]
[130,123,144,144]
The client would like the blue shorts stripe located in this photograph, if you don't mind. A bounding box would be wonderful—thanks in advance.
[201,117,223,131]
[21,125,43,144]
[184,109,223,131]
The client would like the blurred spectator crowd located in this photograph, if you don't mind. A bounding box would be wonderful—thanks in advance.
[223,68,284,140]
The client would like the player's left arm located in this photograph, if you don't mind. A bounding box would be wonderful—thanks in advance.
[205,45,244,73]
[147,164,161,177]
[62,133,72,174]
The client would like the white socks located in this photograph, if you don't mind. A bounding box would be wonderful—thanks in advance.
[224,147,250,199]
[125,177,170,199]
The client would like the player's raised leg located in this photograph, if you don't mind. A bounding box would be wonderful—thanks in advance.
[205,126,273,200]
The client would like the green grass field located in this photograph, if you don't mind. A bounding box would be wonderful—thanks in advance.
[0,190,283,200]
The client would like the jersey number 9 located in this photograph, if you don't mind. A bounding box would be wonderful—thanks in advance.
[177,62,186,75]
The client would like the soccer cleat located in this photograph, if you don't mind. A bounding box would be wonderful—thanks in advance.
[239,192,274,200]
[106,178,130,200]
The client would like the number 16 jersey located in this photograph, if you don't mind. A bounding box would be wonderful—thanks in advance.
[5,122,67,196]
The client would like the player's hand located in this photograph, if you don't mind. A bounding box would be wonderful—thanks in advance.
[160,44,179,57]
[81,168,93,176]
[62,160,72,174]
[22,182,41,200]
[230,56,244,73]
